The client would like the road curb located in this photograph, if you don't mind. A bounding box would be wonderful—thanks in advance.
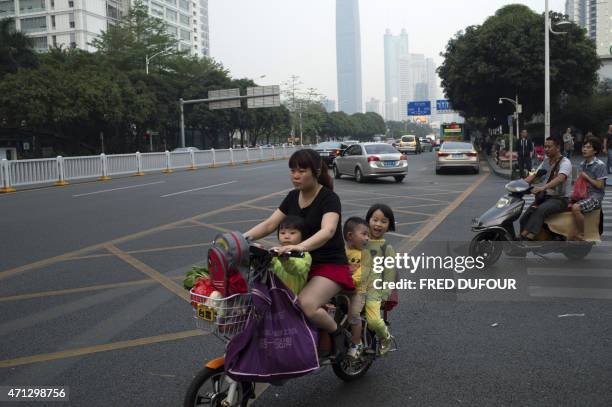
[483,153,510,179]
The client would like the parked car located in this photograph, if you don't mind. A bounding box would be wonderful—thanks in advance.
[333,143,408,183]
[435,141,479,174]
[397,135,421,154]
[313,141,348,167]
[419,137,433,152]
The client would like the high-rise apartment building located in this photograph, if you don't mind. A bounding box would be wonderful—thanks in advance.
[383,28,408,120]
[323,98,337,113]
[565,0,611,57]
[336,0,363,114]
[365,97,381,115]
[0,0,209,57]
[425,57,438,101]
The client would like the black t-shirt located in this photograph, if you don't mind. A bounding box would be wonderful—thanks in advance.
[606,133,612,148]
[279,187,348,265]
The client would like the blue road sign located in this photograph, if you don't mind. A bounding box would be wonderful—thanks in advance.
[436,99,452,111]
[408,101,431,116]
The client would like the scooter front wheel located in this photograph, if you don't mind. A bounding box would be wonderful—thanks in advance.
[469,231,504,267]
[183,365,251,407]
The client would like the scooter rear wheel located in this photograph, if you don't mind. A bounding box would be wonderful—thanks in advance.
[469,231,504,267]
[183,365,251,407]
[332,329,375,382]
[562,243,592,260]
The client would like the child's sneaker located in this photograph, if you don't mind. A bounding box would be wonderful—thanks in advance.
[347,343,363,359]
[380,333,392,356]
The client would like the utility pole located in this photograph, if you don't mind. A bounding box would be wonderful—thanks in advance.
[282,75,302,143]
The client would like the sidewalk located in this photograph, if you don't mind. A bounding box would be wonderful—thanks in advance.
[483,153,598,181]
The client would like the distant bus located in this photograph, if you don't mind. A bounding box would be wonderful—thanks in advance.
[440,123,465,142]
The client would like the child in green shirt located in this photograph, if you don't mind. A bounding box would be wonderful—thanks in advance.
[271,216,312,294]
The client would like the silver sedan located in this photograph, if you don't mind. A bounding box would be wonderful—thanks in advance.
[435,141,480,174]
[333,143,408,183]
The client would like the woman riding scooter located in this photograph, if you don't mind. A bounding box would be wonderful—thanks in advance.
[243,149,352,358]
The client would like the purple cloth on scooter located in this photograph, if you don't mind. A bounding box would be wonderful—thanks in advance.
[225,271,320,382]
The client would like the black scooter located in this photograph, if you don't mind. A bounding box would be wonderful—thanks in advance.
[469,169,599,266]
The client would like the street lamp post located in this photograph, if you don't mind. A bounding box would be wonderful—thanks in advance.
[499,95,522,179]
[145,47,173,75]
[544,0,571,140]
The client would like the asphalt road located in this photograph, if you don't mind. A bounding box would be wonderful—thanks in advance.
[0,151,610,406]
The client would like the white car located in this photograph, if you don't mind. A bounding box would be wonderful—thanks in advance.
[333,143,408,183]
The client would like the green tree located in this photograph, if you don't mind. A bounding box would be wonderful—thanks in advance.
[0,17,38,78]
[438,4,600,129]
[386,121,433,138]
[91,0,179,73]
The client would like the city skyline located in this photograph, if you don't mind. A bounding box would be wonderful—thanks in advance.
[209,0,566,110]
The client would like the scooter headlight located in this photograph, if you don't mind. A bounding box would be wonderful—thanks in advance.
[496,197,511,208]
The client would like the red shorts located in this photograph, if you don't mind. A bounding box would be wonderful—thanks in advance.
[309,263,355,291]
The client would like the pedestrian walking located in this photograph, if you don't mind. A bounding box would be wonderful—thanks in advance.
[563,127,574,158]
[574,131,584,155]
[604,125,612,181]
[516,129,534,178]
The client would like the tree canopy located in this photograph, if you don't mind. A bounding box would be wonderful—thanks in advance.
[438,4,600,131]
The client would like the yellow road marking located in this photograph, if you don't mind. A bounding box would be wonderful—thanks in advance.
[214,218,267,226]
[394,203,447,209]
[0,188,290,281]
[67,242,212,261]
[396,173,490,254]
[388,208,434,217]
[240,204,275,212]
[0,276,184,303]
[0,330,206,368]
[342,201,433,217]
[105,244,189,302]
[336,188,452,204]
[190,220,276,247]
[396,220,429,227]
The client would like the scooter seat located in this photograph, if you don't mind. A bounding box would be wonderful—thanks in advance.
[544,209,601,242]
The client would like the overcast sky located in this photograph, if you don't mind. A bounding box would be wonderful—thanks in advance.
[209,0,565,104]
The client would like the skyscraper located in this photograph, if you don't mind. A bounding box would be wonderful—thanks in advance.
[425,57,438,101]
[323,98,337,113]
[336,0,363,114]
[3,0,208,57]
[565,0,611,56]
[365,97,381,115]
[384,28,409,121]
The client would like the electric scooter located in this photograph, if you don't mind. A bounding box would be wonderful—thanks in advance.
[469,170,602,266]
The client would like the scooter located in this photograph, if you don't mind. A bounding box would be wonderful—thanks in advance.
[469,169,602,266]
[184,243,395,407]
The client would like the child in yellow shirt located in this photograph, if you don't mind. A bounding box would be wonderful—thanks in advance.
[343,217,370,359]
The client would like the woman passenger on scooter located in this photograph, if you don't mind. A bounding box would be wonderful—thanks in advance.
[243,149,353,356]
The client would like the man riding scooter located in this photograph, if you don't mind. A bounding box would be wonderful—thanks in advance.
[519,136,572,241]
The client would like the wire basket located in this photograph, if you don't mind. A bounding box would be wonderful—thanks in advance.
[190,290,252,340]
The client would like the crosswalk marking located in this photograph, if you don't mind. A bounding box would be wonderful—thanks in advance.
[528,268,612,278]
[529,286,612,300]
[522,192,611,299]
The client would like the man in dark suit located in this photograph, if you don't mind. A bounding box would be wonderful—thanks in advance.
[516,129,534,178]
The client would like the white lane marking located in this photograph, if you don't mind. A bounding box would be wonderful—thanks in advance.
[528,268,612,278]
[73,181,166,197]
[160,181,238,198]
[238,164,280,171]
[529,286,612,300]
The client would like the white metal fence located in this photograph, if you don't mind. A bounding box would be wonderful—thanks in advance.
[0,145,308,191]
